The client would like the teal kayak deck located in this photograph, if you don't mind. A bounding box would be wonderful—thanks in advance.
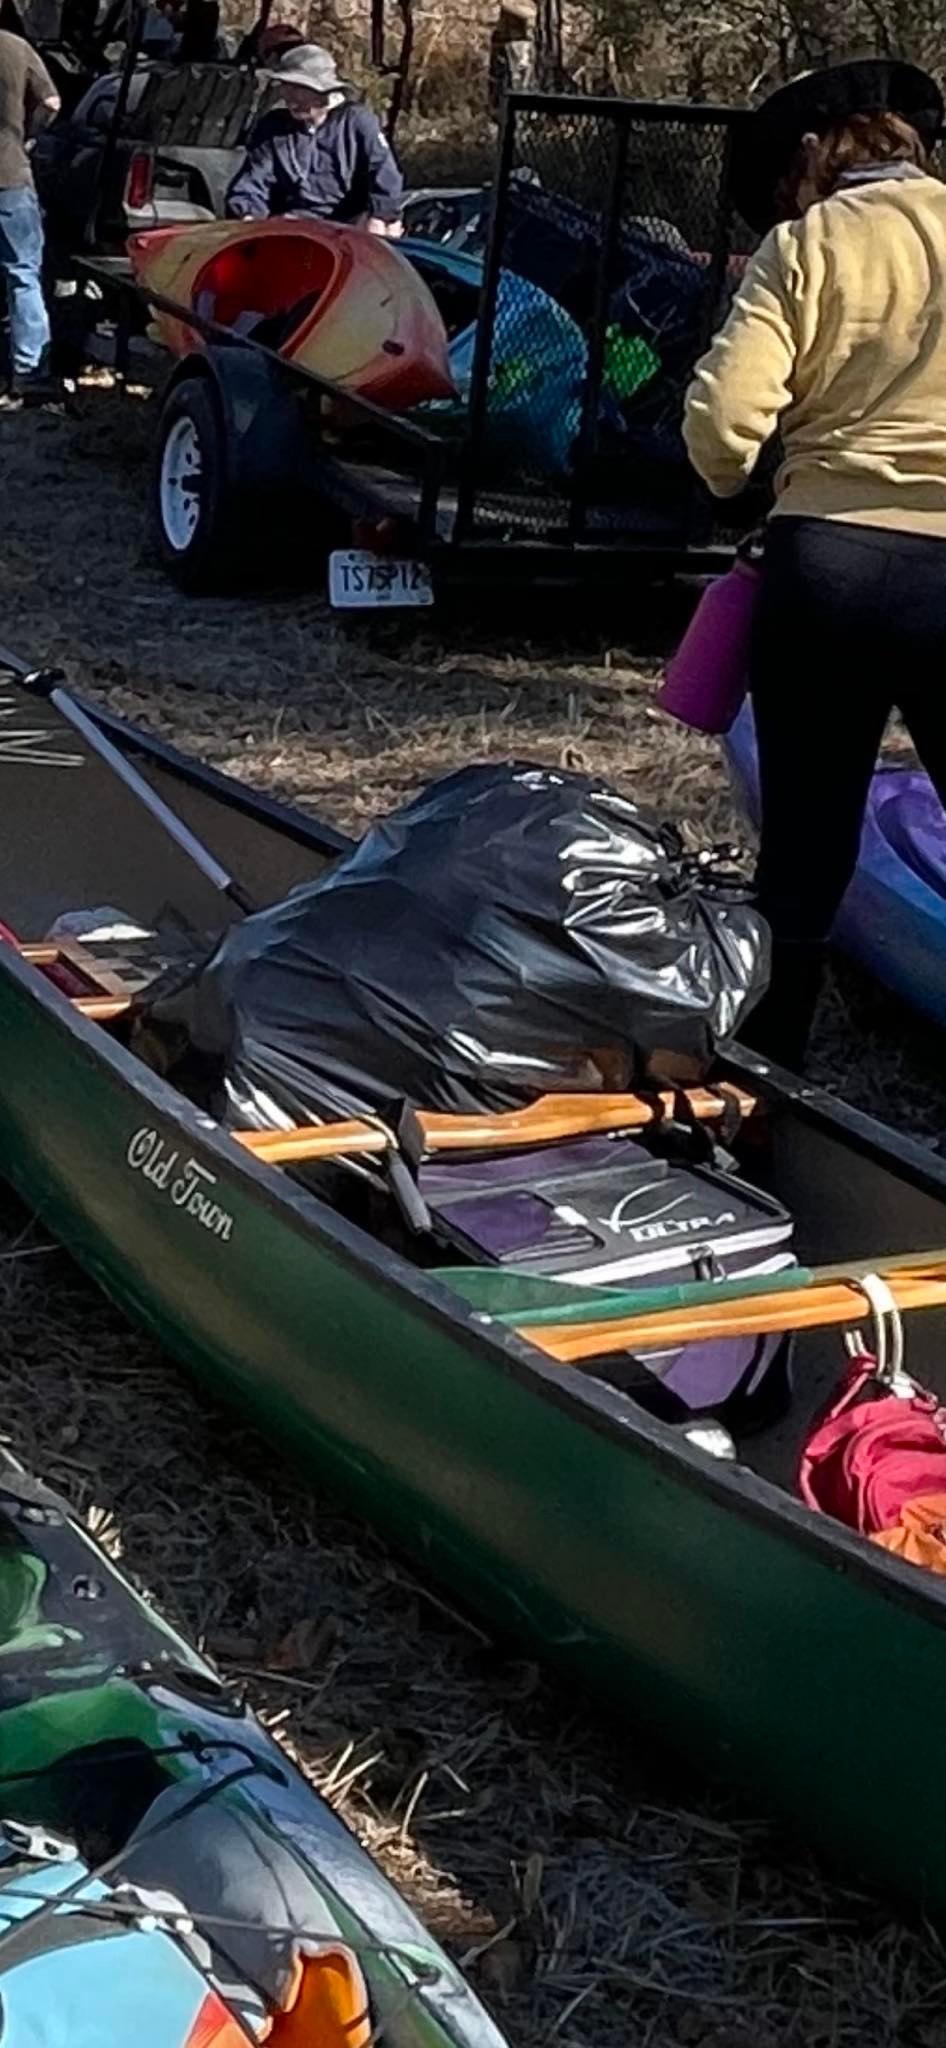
[0,1450,507,2045]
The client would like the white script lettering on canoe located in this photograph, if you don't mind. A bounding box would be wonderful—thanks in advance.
[127,1128,233,1241]
[0,697,84,769]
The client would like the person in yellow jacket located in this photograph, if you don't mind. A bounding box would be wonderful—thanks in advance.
[684,60,946,1067]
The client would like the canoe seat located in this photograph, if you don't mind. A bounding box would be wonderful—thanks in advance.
[192,236,335,341]
[248,290,322,352]
[195,287,272,341]
[3,930,156,1021]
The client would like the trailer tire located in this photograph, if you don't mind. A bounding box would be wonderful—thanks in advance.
[153,376,250,593]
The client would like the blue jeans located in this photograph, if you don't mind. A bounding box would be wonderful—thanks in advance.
[0,185,50,375]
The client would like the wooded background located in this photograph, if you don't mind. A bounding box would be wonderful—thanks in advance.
[247,0,946,123]
[592,0,946,102]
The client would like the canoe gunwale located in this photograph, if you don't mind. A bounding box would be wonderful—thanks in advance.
[89,700,352,864]
[6,928,946,1636]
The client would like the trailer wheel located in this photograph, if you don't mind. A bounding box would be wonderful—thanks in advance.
[153,378,246,593]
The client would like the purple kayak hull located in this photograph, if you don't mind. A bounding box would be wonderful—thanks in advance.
[725,703,946,1028]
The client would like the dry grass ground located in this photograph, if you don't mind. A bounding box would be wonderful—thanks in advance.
[2,390,946,2047]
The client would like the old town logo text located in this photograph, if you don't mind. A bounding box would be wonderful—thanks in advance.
[127,1129,234,1241]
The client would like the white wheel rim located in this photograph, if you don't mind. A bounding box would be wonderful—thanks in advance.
[160,416,203,552]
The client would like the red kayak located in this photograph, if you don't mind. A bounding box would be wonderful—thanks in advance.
[128,217,456,410]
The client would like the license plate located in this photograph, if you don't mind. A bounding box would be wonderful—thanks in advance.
[328,549,434,610]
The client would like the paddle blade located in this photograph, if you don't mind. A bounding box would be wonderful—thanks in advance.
[437,1264,811,1329]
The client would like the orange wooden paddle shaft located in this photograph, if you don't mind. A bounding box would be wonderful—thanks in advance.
[236,1118,392,1163]
[74,995,133,1021]
[19,944,60,964]
[233,1086,757,1165]
[524,1270,946,1364]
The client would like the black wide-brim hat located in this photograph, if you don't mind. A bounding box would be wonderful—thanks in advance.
[731,58,944,234]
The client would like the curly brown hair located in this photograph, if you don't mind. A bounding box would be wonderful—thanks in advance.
[776,110,928,217]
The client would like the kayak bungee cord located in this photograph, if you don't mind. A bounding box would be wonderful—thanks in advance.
[0,1743,453,2042]
[0,1757,262,1958]
[0,1733,285,1792]
[0,1754,277,2029]
[0,1885,447,1981]
[0,1874,443,2048]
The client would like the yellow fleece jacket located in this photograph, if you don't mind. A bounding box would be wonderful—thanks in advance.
[684,174,946,536]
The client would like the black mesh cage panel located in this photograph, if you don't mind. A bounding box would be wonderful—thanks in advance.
[456,94,765,552]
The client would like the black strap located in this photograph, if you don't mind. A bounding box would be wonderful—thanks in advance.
[380,1101,431,1235]
[648,1086,740,1174]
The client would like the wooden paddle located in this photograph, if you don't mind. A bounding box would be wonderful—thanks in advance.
[439,1261,813,1325]
[232,1084,757,1165]
[518,1250,946,1363]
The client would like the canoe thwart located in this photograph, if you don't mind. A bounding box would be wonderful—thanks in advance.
[232,1084,759,1166]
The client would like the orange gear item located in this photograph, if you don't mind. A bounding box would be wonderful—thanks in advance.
[184,1989,258,2047]
[871,1492,946,1576]
[127,219,455,410]
[267,1943,372,2047]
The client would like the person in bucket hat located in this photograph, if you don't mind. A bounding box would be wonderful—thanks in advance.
[267,42,345,95]
[682,58,946,1069]
[226,41,403,233]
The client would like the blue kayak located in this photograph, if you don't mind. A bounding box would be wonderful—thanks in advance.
[726,701,946,1028]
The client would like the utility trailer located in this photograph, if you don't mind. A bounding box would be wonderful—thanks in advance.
[82,92,766,610]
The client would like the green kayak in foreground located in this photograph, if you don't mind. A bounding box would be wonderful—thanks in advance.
[5,663,946,1925]
[0,1440,507,2043]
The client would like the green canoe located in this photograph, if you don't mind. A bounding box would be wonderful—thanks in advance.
[5,664,946,1921]
[0,1443,507,2043]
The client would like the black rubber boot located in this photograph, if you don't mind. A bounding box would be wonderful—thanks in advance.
[738,939,826,1074]
[8,354,64,408]
[14,370,63,405]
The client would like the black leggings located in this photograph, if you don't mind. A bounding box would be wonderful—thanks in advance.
[751,516,946,946]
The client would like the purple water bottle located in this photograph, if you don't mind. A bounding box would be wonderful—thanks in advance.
[658,550,762,736]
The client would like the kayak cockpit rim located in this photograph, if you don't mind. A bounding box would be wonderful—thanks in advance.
[5,930,946,1632]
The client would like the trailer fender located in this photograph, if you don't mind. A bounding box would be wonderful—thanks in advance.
[164,347,306,494]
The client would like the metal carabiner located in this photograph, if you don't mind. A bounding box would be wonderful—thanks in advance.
[844,1270,911,1395]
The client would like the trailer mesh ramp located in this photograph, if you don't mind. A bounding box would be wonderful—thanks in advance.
[460,95,762,551]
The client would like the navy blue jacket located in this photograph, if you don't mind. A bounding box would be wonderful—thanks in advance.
[226,103,403,223]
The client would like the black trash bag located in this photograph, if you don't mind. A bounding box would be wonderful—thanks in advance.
[142,761,769,1128]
